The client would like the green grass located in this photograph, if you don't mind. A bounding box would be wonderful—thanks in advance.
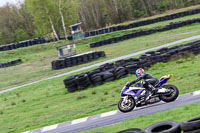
[81,102,200,133]
[0,53,200,133]
[0,6,200,133]
[0,5,199,91]
[0,24,200,91]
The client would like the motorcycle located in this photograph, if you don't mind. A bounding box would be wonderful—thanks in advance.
[118,74,179,113]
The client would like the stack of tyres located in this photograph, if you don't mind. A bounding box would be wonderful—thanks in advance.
[90,73,103,85]
[114,67,128,79]
[64,40,200,92]
[85,8,200,38]
[90,18,200,48]
[144,120,181,133]
[63,76,77,92]
[102,71,115,82]
[125,64,138,74]
[0,37,48,52]
[181,116,200,133]
[75,74,91,90]
[52,51,106,70]
[51,59,66,70]
[0,59,22,69]
[116,116,200,133]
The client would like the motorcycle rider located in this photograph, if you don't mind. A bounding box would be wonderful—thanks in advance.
[126,68,159,99]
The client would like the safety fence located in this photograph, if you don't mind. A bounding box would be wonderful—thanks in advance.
[51,51,106,70]
[90,18,200,48]
[64,40,200,92]
[0,59,22,68]
[85,8,200,37]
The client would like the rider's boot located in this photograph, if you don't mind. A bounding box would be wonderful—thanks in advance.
[145,90,152,101]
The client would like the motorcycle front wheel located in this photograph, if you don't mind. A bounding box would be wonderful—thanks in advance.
[118,97,136,113]
[159,84,179,102]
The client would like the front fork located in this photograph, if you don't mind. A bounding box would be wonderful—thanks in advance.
[122,95,138,104]
[122,95,129,104]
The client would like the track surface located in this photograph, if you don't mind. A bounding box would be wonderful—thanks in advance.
[23,90,200,133]
[1,34,200,94]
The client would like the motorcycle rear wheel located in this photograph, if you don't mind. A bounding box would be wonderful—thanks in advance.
[118,97,136,113]
[159,84,179,102]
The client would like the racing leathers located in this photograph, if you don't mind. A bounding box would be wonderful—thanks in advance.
[127,73,159,92]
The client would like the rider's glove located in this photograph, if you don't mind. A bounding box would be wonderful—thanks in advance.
[126,81,135,87]
[126,83,131,87]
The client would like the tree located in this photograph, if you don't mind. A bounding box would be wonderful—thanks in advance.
[0,3,34,45]
[25,0,60,40]
[59,0,67,40]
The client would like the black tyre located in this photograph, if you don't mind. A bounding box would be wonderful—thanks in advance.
[117,128,144,133]
[103,72,114,79]
[67,87,77,92]
[104,77,115,82]
[159,85,179,102]
[181,116,200,131]
[93,81,103,85]
[91,77,102,82]
[118,97,135,113]
[144,120,181,133]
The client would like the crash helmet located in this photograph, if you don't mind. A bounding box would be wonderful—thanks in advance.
[136,68,144,77]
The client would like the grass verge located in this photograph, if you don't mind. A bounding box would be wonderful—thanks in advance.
[0,53,200,133]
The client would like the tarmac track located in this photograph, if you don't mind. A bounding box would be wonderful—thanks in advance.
[23,90,200,133]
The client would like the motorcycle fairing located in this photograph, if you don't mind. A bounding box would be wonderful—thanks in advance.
[159,74,173,85]
[121,86,144,96]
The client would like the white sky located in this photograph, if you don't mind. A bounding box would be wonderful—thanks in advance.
[0,0,24,7]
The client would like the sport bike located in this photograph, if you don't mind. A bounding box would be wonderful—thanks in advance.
[118,74,179,113]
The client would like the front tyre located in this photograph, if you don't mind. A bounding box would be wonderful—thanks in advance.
[118,97,136,113]
[159,85,179,102]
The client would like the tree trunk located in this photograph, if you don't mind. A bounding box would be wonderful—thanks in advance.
[43,0,59,41]
[59,0,68,40]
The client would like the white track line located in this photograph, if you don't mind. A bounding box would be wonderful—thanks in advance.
[21,131,29,133]
[101,110,118,117]
[192,90,200,96]
[41,124,58,132]
[71,117,88,125]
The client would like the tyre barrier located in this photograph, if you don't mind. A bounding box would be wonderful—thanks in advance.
[0,59,22,69]
[0,37,48,52]
[181,116,200,133]
[85,8,200,38]
[64,40,200,92]
[52,51,106,70]
[90,18,200,48]
[144,120,181,133]
[117,128,145,133]
[0,36,73,52]
[116,116,200,133]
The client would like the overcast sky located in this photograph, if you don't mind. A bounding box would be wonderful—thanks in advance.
[0,0,24,7]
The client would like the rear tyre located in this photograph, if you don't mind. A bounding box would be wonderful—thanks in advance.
[159,85,179,102]
[118,97,135,113]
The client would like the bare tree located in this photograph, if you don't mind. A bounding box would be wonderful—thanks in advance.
[42,0,59,40]
[59,0,68,40]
